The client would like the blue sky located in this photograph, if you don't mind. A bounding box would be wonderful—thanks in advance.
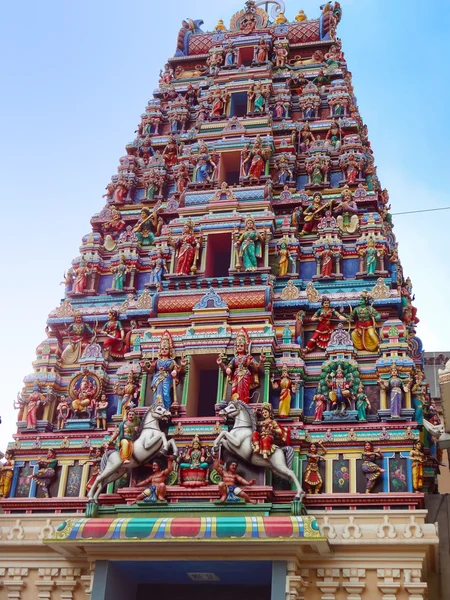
[0,0,449,449]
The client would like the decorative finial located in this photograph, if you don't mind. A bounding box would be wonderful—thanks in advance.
[215,19,227,31]
[295,9,307,21]
[275,11,288,24]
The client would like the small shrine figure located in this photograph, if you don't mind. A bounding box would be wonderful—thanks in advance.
[304,296,347,354]
[234,216,265,272]
[175,161,190,193]
[224,42,236,66]
[255,38,270,63]
[304,442,327,494]
[359,239,383,276]
[108,408,140,465]
[148,249,167,287]
[252,403,289,460]
[408,440,426,493]
[300,193,330,236]
[102,309,125,360]
[133,208,156,247]
[294,310,305,346]
[169,219,201,275]
[217,328,264,404]
[273,41,288,68]
[56,396,70,429]
[61,311,94,365]
[72,260,89,294]
[140,331,186,410]
[103,207,126,241]
[299,122,315,153]
[159,63,173,85]
[311,390,326,423]
[344,153,359,184]
[134,456,174,503]
[275,154,293,185]
[378,363,410,419]
[95,394,109,430]
[349,291,380,352]
[193,143,217,183]
[325,119,341,152]
[162,134,178,168]
[30,449,57,498]
[277,238,292,276]
[116,372,140,419]
[291,205,303,235]
[248,81,268,113]
[333,186,359,234]
[356,382,370,422]
[178,434,210,486]
[361,442,385,493]
[111,255,130,291]
[0,451,14,498]
[317,243,334,278]
[247,136,267,182]
[25,383,48,429]
[71,372,96,416]
[326,365,353,415]
[213,455,256,504]
[271,365,297,418]
[411,368,427,425]
[85,447,104,494]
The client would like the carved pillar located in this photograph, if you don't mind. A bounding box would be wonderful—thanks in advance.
[342,568,366,600]
[317,569,340,600]
[139,372,147,407]
[35,569,58,600]
[377,569,401,600]
[200,236,208,272]
[181,355,191,406]
[80,564,95,600]
[1,568,28,600]
[335,254,341,276]
[216,366,225,404]
[263,357,270,403]
[315,257,321,276]
[285,561,307,600]
[55,568,80,600]
[57,460,74,497]
[403,569,427,600]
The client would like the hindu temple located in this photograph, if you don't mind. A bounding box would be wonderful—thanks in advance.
[0,2,444,599]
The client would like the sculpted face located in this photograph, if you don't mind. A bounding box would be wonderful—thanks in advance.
[152,461,160,472]
[364,442,372,452]
[127,411,135,422]
[236,341,246,354]
[75,314,83,323]
[160,342,170,357]
[229,462,237,473]
[262,408,270,419]
[323,299,330,309]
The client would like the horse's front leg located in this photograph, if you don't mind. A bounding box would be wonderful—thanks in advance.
[159,432,169,454]
[213,431,226,454]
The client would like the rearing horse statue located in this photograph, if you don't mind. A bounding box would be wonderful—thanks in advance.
[213,399,305,500]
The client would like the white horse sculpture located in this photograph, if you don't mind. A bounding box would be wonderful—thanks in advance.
[87,403,177,502]
[213,399,305,500]
[423,418,450,448]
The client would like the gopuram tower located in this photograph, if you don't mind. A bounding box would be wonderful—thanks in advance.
[0,2,442,599]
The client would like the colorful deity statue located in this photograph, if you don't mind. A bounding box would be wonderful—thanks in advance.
[72,260,90,294]
[133,208,157,247]
[148,249,167,287]
[162,134,178,168]
[304,442,327,494]
[300,193,331,236]
[255,38,270,63]
[275,154,293,185]
[102,309,125,360]
[333,186,359,234]
[251,403,290,460]
[178,434,210,487]
[61,311,94,365]
[359,238,383,275]
[193,142,217,183]
[224,42,236,66]
[169,219,200,275]
[56,396,70,429]
[299,122,315,153]
[294,310,306,347]
[349,291,380,352]
[271,364,297,418]
[85,447,104,495]
[234,216,265,271]
[304,296,347,354]
[71,373,96,416]
[411,368,427,425]
[108,408,140,465]
[277,238,292,276]
[140,331,186,410]
[30,449,57,498]
[408,440,426,493]
[273,40,288,68]
[326,365,353,415]
[111,255,129,291]
[356,382,370,422]
[325,119,341,152]
[247,136,267,182]
[361,442,385,493]
[175,161,191,193]
[217,328,264,404]
[213,455,256,504]
[0,451,14,498]
[116,372,140,419]
[24,383,48,429]
[378,363,411,419]
[103,206,126,241]
[134,456,174,503]
[248,81,268,113]
[317,243,334,278]
[95,394,109,430]
[311,389,326,423]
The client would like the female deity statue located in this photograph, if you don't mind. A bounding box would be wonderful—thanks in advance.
[140,331,186,410]
[277,239,291,276]
[133,208,157,247]
[72,260,89,294]
[411,368,427,425]
[359,239,381,275]
[349,291,380,352]
[271,364,297,418]
[30,449,58,498]
[169,219,200,275]
[333,186,359,234]
[299,122,315,154]
[56,396,70,429]
[356,382,370,422]
[148,249,167,287]
[175,161,191,193]
[311,390,326,423]
[248,136,266,182]
[85,447,104,494]
[224,42,236,66]
[103,207,126,241]
[108,409,140,465]
[304,442,327,494]
[300,193,330,236]
[217,327,264,404]
[251,403,289,460]
[361,442,385,493]
[162,134,178,168]
[235,216,265,272]
[345,154,359,184]
[111,255,129,291]
[294,310,305,347]
[249,82,267,113]
[325,119,341,152]
[61,311,94,365]
[102,309,125,360]
[326,365,353,415]
[408,440,426,492]
[193,144,217,183]
[0,451,14,498]
[25,383,48,429]
[318,243,333,278]
[304,296,348,354]
[255,39,270,63]
[116,372,140,419]
[178,434,210,487]
[378,363,410,419]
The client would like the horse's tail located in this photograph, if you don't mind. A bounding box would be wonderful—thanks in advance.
[282,446,295,470]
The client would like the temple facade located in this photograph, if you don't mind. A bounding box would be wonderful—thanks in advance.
[0,2,443,599]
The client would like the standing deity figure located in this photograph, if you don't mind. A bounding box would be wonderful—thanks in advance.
[247,136,267,182]
[140,331,186,410]
[134,456,174,503]
[326,365,353,415]
[271,365,297,418]
[317,243,334,278]
[251,403,289,460]
[378,363,410,419]
[356,382,370,422]
[304,296,347,354]
[234,216,265,272]
[361,442,385,493]
[102,309,125,360]
[133,208,157,247]
[273,41,288,68]
[217,328,264,404]
[294,310,305,347]
[304,442,327,494]
[277,239,292,276]
[162,134,178,168]
[0,451,14,498]
[311,390,326,423]
[169,219,200,275]
[148,249,167,287]
[408,440,426,493]
[61,311,94,365]
[349,291,380,352]
[72,260,89,294]
[56,396,70,429]
[255,38,270,63]
[248,81,268,113]
[325,119,341,151]
[95,394,109,430]
[24,383,48,429]
[193,142,217,183]
[224,42,236,66]
[115,372,140,419]
[411,368,427,425]
[275,155,293,185]
[333,186,359,234]
[213,456,256,504]
[30,449,58,498]
[159,63,174,85]
[175,161,190,193]
[85,447,104,494]
[71,373,96,416]
[108,408,140,465]
[299,122,315,153]
[111,255,129,291]
[345,153,359,184]
[359,239,382,275]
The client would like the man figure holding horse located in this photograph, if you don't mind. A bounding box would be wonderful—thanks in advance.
[251,403,289,460]
[133,456,174,503]
[108,408,140,465]
[213,455,256,504]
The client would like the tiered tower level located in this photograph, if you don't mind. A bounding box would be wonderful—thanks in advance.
[1,2,439,522]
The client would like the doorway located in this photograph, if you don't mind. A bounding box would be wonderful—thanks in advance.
[205,233,232,278]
